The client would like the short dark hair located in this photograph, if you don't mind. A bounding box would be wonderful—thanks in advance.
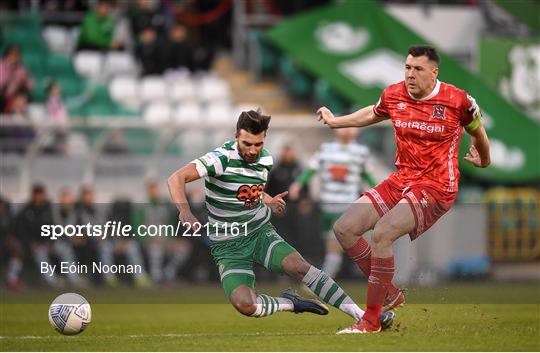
[408,45,440,65]
[236,109,271,135]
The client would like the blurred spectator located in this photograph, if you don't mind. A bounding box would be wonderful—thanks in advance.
[0,45,33,112]
[266,143,303,200]
[4,90,29,118]
[14,184,58,287]
[52,188,84,286]
[128,0,168,40]
[135,27,166,76]
[107,198,151,288]
[266,143,303,249]
[77,0,123,51]
[44,81,68,154]
[165,23,194,72]
[46,81,68,124]
[0,90,35,154]
[134,179,191,286]
[0,195,24,290]
[75,186,110,285]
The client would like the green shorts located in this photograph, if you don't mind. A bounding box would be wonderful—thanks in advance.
[321,212,341,235]
[210,223,297,297]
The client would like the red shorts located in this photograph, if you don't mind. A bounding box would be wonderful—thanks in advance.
[363,178,456,240]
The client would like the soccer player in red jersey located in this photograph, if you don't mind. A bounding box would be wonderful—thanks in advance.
[317,45,491,334]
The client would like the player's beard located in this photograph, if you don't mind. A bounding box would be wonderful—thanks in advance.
[238,146,259,163]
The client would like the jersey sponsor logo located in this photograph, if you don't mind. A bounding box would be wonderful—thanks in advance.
[397,102,407,110]
[328,164,350,182]
[236,184,264,207]
[432,105,446,120]
[394,120,445,133]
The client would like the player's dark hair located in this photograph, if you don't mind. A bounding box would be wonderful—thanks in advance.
[408,45,440,66]
[236,109,271,135]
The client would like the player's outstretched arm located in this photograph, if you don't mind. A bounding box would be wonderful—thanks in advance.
[167,163,202,224]
[464,123,490,168]
[317,105,388,129]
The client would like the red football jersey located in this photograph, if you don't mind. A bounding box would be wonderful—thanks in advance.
[373,80,475,193]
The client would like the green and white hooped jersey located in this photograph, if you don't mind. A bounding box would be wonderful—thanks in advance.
[192,140,273,242]
[309,142,369,213]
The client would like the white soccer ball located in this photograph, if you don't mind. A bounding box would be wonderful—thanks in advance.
[48,293,92,335]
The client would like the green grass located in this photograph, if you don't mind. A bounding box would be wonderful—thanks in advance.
[1,283,539,351]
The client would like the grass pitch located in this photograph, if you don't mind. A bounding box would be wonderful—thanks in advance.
[1,282,539,351]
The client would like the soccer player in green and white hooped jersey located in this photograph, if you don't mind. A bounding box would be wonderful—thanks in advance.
[289,127,376,279]
[167,109,394,331]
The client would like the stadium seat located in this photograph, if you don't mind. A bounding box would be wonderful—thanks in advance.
[103,52,138,78]
[143,102,171,125]
[67,131,90,156]
[47,53,78,77]
[27,103,47,123]
[109,75,140,109]
[43,26,70,53]
[197,76,231,103]
[74,51,103,81]
[168,78,196,103]
[172,102,201,124]
[57,76,84,98]
[202,102,233,125]
[22,53,46,77]
[140,76,167,102]
[233,103,261,118]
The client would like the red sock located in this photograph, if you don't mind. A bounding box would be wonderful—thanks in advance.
[345,239,399,295]
[345,238,372,276]
[363,256,395,325]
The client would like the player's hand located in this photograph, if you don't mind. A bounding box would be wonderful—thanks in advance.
[288,183,302,201]
[178,210,200,227]
[317,107,335,127]
[269,191,288,215]
[464,145,486,168]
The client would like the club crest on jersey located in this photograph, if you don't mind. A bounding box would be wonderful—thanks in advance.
[236,184,264,207]
[397,102,407,110]
[328,165,349,182]
[432,105,446,120]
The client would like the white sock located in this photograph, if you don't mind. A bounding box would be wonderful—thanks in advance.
[322,252,343,279]
[250,294,294,317]
[148,245,164,283]
[34,247,58,285]
[302,265,364,321]
[126,241,147,278]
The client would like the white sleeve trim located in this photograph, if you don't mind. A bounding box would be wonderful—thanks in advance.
[191,160,208,178]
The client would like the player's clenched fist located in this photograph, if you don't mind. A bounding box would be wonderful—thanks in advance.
[317,107,335,126]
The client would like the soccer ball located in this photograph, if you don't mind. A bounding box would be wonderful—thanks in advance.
[48,293,92,335]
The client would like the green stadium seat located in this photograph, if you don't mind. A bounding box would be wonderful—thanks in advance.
[57,76,84,98]
[47,53,78,77]
[22,54,46,77]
